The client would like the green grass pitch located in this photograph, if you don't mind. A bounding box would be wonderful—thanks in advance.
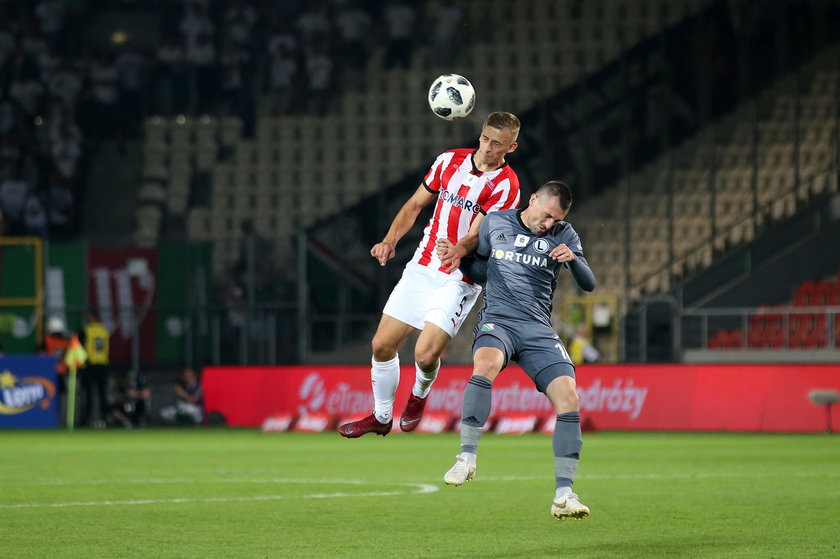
[2,429,838,558]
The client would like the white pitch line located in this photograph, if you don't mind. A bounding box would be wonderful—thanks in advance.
[481,470,840,482]
[0,483,439,510]
[1,477,380,487]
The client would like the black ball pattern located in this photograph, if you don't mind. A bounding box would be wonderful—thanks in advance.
[446,86,463,106]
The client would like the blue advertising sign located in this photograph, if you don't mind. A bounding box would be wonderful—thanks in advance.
[0,356,59,428]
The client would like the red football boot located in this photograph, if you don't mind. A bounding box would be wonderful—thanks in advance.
[337,414,392,438]
[399,394,428,432]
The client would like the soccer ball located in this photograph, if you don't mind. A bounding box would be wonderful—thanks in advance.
[428,74,476,121]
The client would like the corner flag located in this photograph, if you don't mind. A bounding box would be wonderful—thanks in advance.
[64,334,88,431]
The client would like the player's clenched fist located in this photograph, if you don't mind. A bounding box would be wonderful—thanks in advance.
[436,238,462,272]
[371,241,395,266]
[549,243,576,263]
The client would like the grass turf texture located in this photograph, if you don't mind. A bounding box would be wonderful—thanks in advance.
[2,430,838,559]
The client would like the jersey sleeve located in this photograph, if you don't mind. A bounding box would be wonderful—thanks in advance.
[422,151,449,193]
[562,225,596,291]
[566,227,584,255]
[481,173,521,214]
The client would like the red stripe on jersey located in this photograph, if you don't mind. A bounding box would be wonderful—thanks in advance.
[418,192,447,266]
[438,151,470,192]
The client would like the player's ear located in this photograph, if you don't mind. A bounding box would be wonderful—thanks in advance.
[506,141,518,154]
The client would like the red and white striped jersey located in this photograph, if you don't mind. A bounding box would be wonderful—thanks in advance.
[411,148,521,280]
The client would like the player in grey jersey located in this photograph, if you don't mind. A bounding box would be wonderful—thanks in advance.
[436,180,596,520]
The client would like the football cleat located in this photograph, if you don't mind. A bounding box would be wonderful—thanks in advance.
[443,454,476,486]
[551,492,590,520]
[399,394,428,432]
[337,414,392,438]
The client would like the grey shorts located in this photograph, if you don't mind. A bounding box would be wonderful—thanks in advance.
[473,316,575,393]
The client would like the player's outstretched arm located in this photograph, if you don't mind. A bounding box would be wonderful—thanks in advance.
[371,184,436,266]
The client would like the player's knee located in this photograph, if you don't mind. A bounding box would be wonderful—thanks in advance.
[555,390,579,413]
[547,381,579,412]
[371,335,398,362]
[414,351,440,371]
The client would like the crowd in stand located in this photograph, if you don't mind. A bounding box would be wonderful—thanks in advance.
[0,0,464,240]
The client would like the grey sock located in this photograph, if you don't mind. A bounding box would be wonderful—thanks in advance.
[553,412,582,490]
[460,375,493,454]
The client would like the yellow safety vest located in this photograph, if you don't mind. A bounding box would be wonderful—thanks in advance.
[84,322,110,365]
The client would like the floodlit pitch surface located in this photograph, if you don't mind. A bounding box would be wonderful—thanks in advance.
[2,430,838,558]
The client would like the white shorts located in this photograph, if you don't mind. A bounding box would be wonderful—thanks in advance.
[383,262,482,337]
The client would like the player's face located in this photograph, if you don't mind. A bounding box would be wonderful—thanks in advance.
[522,193,569,235]
[476,125,518,169]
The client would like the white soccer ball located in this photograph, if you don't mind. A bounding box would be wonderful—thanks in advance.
[428,74,476,121]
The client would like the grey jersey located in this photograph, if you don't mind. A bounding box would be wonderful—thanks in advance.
[475,208,587,328]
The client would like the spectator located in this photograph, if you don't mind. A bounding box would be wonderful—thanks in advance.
[47,175,74,237]
[46,56,83,112]
[115,42,147,131]
[383,0,417,69]
[34,0,66,44]
[0,163,29,234]
[22,186,47,237]
[160,367,204,425]
[111,373,151,428]
[335,1,372,70]
[295,5,332,51]
[427,0,465,68]
[303,45,333,114]
[49,117,82,186]
[266,45,298,116]
[265,21,299,115]
[8,64,44,117]
[180,3,215,53]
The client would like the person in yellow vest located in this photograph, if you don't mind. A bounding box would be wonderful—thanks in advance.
[568,324,600,366]
[80,311,111,428]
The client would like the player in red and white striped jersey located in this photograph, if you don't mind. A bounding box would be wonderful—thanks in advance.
[339,112,522,438]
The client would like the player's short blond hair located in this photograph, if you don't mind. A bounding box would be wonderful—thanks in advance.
[483,112,520,141]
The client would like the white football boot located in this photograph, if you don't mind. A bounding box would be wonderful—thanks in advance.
[551,492,590,520]
[443,453,476,486]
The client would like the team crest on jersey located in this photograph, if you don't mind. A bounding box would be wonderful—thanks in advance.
[514,234,529,247]
[481,323,495,331]
[533,239,549,254]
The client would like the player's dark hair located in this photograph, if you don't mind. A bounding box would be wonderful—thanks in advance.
[484,112,520,136]
[538,181,573,211]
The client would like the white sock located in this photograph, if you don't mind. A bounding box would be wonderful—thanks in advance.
[412,359,440,398]
[371,355,399,423]
[459,452,477,466]
[555,486,573,500]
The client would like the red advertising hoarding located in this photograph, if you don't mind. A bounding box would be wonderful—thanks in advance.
[202,364,840,433]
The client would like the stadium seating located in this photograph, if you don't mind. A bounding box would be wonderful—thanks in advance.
[709,272,840,351]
